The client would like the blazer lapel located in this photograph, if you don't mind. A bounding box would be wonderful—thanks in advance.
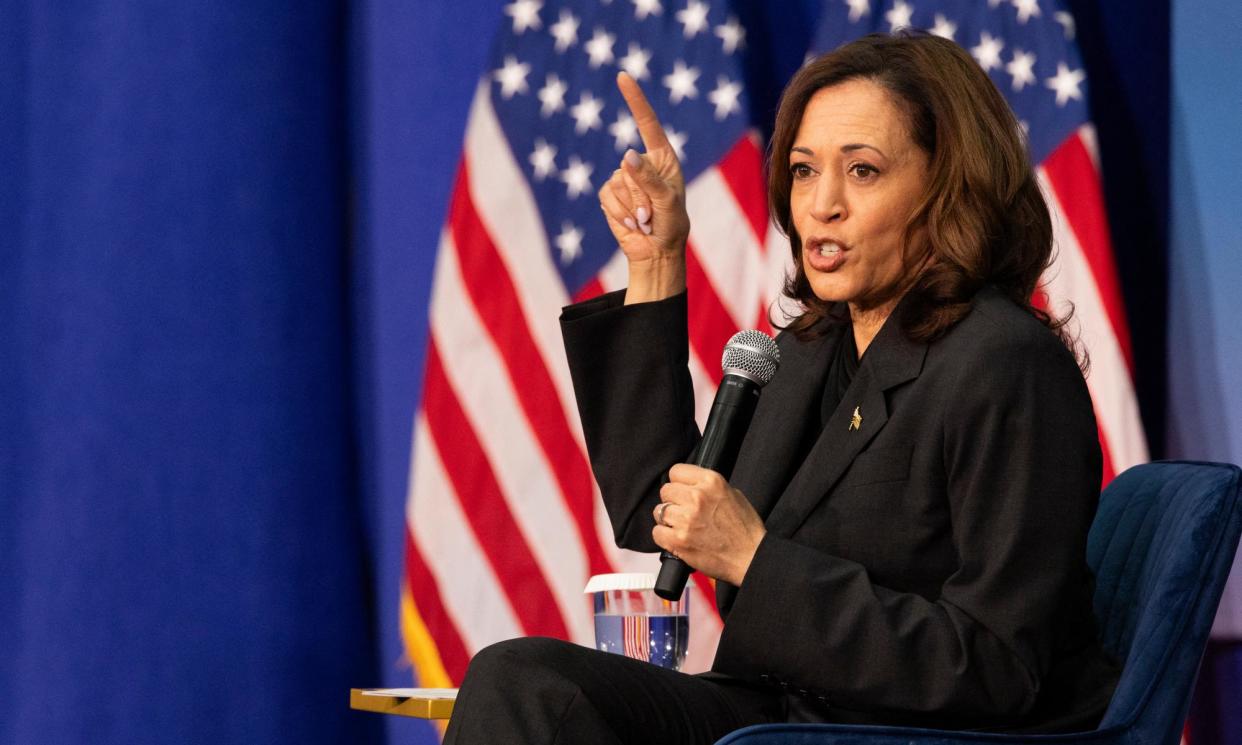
[763,311,928,539]
[729,320,844,522]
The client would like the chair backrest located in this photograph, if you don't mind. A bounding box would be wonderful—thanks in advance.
[1087,461,1242,743]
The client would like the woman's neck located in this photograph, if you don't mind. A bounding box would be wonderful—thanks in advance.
[848,297,901,358]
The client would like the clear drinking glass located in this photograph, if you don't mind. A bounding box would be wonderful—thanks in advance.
[585,573,689,671]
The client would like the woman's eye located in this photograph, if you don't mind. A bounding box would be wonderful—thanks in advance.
[790,163,814,179]
[849,163,879,180]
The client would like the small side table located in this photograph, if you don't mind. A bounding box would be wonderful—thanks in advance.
[349,688,457,719]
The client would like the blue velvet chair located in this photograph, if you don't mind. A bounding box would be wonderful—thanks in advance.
[715,461,1242,745]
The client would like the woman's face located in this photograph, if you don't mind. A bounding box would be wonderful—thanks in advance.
[788,78,930,312]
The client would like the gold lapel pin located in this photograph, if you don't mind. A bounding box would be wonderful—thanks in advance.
[849,406,862,431]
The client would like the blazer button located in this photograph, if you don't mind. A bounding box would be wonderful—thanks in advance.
[759,674,771,683]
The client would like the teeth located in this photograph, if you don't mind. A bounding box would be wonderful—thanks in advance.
[818,243,841,256]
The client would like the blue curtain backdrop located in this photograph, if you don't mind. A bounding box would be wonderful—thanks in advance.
[2,1,1237,744]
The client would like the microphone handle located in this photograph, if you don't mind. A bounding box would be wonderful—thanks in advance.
[654,374,761,600]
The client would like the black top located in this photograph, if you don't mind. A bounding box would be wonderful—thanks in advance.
[819,322,858,429]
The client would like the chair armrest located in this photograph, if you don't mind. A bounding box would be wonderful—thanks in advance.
[715,723,1129,745]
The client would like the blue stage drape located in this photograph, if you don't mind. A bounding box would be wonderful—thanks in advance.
[3,1,1238,744]
[0,2,381,743]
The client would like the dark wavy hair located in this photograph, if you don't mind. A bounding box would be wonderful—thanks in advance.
[769,32,1080,364]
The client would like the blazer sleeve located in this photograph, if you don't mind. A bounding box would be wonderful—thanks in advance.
[713,325,1103,723]
[559,290,699,552]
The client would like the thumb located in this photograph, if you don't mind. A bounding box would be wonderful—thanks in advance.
[623,149,674,204]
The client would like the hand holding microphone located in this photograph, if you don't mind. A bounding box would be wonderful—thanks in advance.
[653,330,781,599]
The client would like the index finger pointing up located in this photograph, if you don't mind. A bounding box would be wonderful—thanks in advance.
[617,71,672,154]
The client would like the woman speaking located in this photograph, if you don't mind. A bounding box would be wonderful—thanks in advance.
[444,32,1119,744]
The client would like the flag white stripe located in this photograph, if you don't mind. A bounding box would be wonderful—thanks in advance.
[430,232,594,644]
[764,223,798,325]
[464,84,585,447]
[408,414,524,651]
[1039,167,1149,470]
[686,169,767,329]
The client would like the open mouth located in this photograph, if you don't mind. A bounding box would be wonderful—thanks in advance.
[806,239,847,271]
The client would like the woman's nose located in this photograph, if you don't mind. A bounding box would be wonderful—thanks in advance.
[809,173,845,223]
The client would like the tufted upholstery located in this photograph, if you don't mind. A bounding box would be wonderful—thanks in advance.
[714,461,1242,745]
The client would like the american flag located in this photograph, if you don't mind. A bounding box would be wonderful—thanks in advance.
[400,0,773,688]
[810,0,1148,485]
[400,0,1149,699]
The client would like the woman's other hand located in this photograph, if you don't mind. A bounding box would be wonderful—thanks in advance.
[597,72,689,304]
[653,464,767,586]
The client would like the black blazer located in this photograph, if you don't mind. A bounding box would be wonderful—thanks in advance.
[560,287,1119,733]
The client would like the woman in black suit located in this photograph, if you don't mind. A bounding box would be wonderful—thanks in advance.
[444,32,1119,745]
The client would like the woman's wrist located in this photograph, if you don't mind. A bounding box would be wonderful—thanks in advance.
[624,253,686,305]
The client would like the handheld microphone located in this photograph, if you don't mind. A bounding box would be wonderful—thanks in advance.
[653,329,781,601]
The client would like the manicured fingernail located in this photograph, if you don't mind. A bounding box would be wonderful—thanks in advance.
[624,149,641,168]
[641,221,653,235]
[624,217,637,230]
[636,206,650,224]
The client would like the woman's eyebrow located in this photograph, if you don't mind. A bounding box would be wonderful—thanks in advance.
[790,143,890,158]
[842,143,888,158]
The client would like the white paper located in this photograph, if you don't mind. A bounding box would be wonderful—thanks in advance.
[360,688,458,699]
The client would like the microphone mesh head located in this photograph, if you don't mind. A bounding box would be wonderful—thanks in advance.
[721,330,780,386]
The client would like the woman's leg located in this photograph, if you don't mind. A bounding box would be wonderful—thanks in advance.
[443,637,782,745]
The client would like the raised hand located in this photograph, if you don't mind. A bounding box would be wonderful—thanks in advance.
[597,72,689,304]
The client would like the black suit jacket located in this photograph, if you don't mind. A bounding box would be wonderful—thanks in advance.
[560,287,1119,733]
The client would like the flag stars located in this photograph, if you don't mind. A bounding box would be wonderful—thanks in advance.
[1054,11,1076,39]
[570,91,605,133]
[494,55,531,99]
[845,0,870,23]
[666,126,687,161]
[885,1,914,31]
[584,28,616,68]
[715,15,745,54]
[663,60,700,104]
[537,73,567,116]
[632,0,663,20]
[555,222,584,264]
[608,111,640,151]
[971,31,1004,73]
[708,76,743,120]
[1006,49,1037,91]
[1012,0,1041,24]
[549,9,579,52]
[929,13,956,41]
[619,42,653,81]
[529,139,558,180]
[504,0,542,33]
[1046,62,1085,106]
[560,156,594,198]
[676,1,710,38]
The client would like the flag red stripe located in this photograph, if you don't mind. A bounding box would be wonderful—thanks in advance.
[1041,133,1134,371]
[404,525,472,683]
[685,242,739,387]
[574,276,605,303]
[717,135,770,249]
[422,340,571,639]
[451,162,614,578]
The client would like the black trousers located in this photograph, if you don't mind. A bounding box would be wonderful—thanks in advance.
[442,637,786,745]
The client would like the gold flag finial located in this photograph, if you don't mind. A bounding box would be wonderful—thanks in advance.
[849,406,862,431]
